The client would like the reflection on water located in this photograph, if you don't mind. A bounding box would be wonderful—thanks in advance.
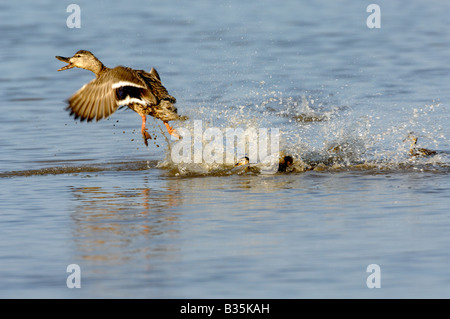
[69,177,182,263]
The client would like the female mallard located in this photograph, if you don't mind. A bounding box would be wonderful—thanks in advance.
[56,50,183,146]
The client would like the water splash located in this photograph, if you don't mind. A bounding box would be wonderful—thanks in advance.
[1,95,447,178]
[157,93,449,176]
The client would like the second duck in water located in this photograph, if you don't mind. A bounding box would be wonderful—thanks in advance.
[56,50,184,146]
[404,134,437,157]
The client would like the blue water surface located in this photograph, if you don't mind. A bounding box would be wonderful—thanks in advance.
[0,0,449,298]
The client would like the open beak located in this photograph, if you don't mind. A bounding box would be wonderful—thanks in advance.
[56,56,74,71]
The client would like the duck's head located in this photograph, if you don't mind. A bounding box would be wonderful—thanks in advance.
[403,133,418,145]
[234,156,250,167]
[56,50,103,73]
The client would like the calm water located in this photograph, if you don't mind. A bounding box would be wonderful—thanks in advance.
[1,0,449,298]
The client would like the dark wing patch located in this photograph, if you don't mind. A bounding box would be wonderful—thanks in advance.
[65,66,174,122]
[66,66,150,122]
[115,85,144,101]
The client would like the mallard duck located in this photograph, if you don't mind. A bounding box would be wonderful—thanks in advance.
[278,155,294,172]
[234,156,250,167]
[234,155,294,172]
[56,50,184,146]
[405,134,437,157]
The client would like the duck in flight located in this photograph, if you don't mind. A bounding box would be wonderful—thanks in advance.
[56,50,184,146]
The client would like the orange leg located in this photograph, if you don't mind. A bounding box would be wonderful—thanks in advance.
[141,115,151,146]
[163,121,180,139]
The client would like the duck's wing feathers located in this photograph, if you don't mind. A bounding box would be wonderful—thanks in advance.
[136,68,176,103]
[67,66,158,122]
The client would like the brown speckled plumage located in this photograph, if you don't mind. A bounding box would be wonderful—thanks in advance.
[56,50,183,145]
[405,134,437,157]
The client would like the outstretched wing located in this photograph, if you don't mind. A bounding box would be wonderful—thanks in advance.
[66,66,157,122]
[67,77,120,122]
